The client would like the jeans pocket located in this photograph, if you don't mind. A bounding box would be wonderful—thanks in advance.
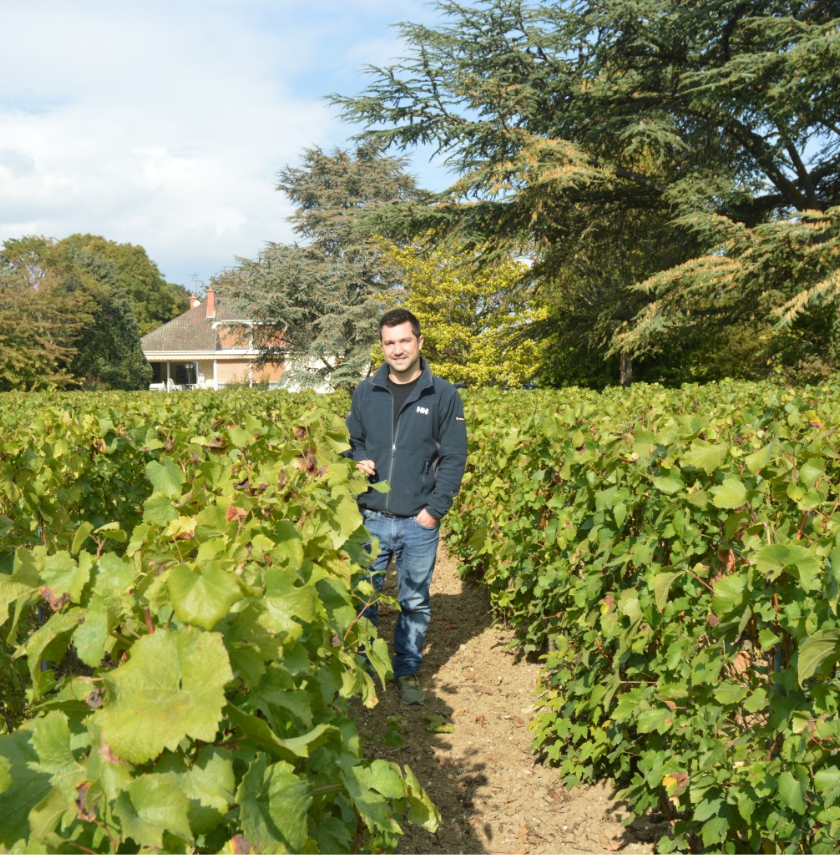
[413,515,439,531]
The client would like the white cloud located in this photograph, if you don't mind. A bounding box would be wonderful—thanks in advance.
[0,0,447,285]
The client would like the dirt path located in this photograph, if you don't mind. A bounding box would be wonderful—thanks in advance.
[356,541,668,855]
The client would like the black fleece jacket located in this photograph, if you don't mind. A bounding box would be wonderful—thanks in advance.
[346,359,468,519]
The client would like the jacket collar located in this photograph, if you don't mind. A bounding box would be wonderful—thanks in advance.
[371,357,433,390]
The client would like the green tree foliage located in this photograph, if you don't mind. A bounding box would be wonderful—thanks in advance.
[1,236,153,390]
[529,205,699,386]
[335,0,840,382]
[0,264,80,392]
[383,238,546,386]
[56,234,190,336]
[65,246,153,390]
[221,143,425,390]
[620,206,840,383]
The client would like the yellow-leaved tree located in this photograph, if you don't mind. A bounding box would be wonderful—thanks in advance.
[383,239,546,387]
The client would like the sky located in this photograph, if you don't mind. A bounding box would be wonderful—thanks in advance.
[0,0,450,290]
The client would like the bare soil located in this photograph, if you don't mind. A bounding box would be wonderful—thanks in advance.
[356,541,669,855]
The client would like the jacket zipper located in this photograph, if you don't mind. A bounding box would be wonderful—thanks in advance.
[379,366,428,513]
[386,391,415,513]
[386,409,401,513]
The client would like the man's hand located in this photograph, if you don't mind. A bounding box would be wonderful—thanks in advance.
[356,459,376,477]
[416,508,439,528]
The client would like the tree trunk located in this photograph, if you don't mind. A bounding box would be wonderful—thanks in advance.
[619,352,632,388]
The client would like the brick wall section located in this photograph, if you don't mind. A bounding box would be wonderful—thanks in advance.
[253,362,284,383]
[216,360,250,385]
[217,325,248,348]
[216,360,284,386]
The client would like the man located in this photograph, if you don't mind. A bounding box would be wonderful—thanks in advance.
[347,308,468,704]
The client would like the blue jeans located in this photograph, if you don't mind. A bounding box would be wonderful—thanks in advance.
[360,509,441,679]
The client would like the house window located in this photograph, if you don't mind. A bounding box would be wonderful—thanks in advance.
[173,363,196,385]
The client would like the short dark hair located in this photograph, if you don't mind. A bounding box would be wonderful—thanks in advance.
[379,308,421,339]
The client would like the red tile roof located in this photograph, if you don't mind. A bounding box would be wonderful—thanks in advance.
[140,299,246,353]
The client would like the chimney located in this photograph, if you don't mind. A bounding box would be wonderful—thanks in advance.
[206,288,216,319]
[190,293,201,309]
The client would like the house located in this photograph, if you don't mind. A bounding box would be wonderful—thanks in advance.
[140,288,284,390]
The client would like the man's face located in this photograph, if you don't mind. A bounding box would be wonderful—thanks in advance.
[380,321,423,381]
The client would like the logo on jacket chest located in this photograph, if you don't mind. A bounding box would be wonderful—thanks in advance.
[416,406,429,415]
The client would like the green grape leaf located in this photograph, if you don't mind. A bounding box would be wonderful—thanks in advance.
[682,442,728,474]
[29,711,84,823]
[686,488,710,507]
[800,459,825,488]
[0,548,41,624]
[168,562,243,631]
[314,816,353,853]
[228,426,254,448]
[19,609,85,698]
[269,522,305,569]
[225,705,333,762]
[403,764,441,832]
[252,685,313,729]
[424,713,454,734]
[637,707,673,734]
[711,574,746,617]
[93,553,134,597]
[0,730,52,848]
[743,688,767,713]
[237,755,312,853]
[814,767,840,798]
[711,478,747,509]
[354,760,406,800]
[309,491,363,548]
[83,727,133,804]
[777,770,807,815]
[229,644,267,688]
[181,747,236,835]
[714,682,748,706]
[28,786,70,847]
[830,545,840,584]
[72,596,110,668]
[41,551,89,603]
[94,628,232,763]
[0,755,10,794]
[117,775,193,848]
[366,636,392,685]
[71,522,94,556]
[653,475,684,495]
[694,796,723,821]
[93,522,126,544]
[152,748,236,837]
[701,816,729,847]
[798,628,840,685]
[618,589,641,621]
[143,492,179,525]
[744,440,775,474]
[651,571,683,611]
[737,793,755,822]
[262,568,319,645]
[756,543,820,590]
[342,758,402,836]
[146,457,185,498]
